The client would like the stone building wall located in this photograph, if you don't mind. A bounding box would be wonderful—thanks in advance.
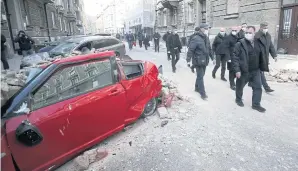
[206,0,281,43]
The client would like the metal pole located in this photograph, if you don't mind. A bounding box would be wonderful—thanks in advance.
[44,3,51,42]
[3,0,16,51]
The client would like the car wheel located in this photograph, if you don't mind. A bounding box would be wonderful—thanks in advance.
[142,98,157,117]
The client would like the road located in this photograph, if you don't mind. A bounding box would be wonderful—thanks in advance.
[58,43,298,171]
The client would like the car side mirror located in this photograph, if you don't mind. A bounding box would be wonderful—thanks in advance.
[16,119,43,146]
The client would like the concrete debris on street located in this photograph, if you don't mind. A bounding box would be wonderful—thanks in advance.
[266,68,298,83]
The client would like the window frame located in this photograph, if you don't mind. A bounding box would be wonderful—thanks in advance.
[120,62,144,80]
[51,11,56,28]
[30,57,116,111]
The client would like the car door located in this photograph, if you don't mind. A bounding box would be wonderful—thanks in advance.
[4,58,127,171]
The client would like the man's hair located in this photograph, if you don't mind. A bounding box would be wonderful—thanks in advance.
[242,23,247,25]
[260,22,268,28]
[247,26,256,31]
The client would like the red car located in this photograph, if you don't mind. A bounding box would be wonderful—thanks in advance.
[1,51,162,171]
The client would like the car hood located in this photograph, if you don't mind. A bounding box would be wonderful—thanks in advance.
[21,52,50,67]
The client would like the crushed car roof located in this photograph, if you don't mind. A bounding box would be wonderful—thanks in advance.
[52,51,116,64]
[66,35,118,43]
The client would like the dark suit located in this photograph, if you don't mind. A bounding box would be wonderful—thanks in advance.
[212,33,227,78]
[232,38,267,106]
[255,30,277,90]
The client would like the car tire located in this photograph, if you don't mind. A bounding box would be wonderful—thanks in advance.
[141,98,157,117]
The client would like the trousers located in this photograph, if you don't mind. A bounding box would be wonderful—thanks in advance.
[154,39,159,52]
[195,66,207,95]
[171,49,180,71]
[236,70,262,106]
[212,54,227,78]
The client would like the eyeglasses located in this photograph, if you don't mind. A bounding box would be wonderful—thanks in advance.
[245,32,253,34]
[232,30,237,32]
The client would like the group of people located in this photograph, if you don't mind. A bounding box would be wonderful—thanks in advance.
[125,31,151,50]
[185,22,277,113]
[1,30,35,70]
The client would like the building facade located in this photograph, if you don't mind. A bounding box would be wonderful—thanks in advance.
[1,0,86,52]
[125,0,155,36]
[155,0,298,54]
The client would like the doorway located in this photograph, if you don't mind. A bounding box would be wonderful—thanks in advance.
[278,5,298,54]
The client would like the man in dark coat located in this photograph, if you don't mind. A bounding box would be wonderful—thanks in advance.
[237,23,247,40]
[232,26,267,113]
[14,30,35,57]
[255,22,277,93]
[221,26,239,90]
[1,34,9,70]
[126,31,135,50]
[138,32,144,48]
[187,24,214,100]
[167,30,182,73]
[163,30,172,60]
[116,33,121,40]
[212,28,227,81]
[143,32,150,50]
[153,31,161,52]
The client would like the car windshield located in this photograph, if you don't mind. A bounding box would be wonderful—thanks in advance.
[50,41,79,55]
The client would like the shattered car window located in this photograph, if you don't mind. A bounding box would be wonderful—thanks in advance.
[50,42,79,55]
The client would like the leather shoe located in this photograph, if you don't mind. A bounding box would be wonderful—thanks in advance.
[252,105,266,113]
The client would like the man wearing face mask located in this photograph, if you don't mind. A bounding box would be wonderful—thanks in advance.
[186,24,213,100]
[222,26,239,90]
[212,28,227,81]
[167,29,182,73]
[255,22,277,93]
[232,26,267,113]
[163,30,172,60]
[237,23,247,39]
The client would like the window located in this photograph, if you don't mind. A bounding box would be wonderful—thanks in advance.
[163,10,167,26]
[64,19,67,31]
[22,0,30,26]
[122,63,143,79]
[39,7,46,27]
[59,16,63,31]
[32,60,113,110]
[106,39,119,47]
[93,39,106,49]
[172,9,177,25]
[51,12,56,28]
[188,3,194,23]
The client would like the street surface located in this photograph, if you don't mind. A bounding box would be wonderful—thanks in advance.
[58,43,298,171]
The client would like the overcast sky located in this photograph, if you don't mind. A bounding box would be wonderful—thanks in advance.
[83,0,111,16]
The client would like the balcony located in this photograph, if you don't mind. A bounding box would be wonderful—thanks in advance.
[65,11,76,21]
[76,20,83,27]
[157,0,180,9]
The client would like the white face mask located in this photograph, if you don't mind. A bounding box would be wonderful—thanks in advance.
[245,33,253,40]
[220,31,225,36]
[231,31,237,35]
[263,29,268,34]
[204,30,209,35]
[174,31,178,34]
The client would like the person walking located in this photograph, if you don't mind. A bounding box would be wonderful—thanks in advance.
[138,32,144,48]
[116,33,121,40]
[186,24,214,100]
[143,33,150,50]
[255,22,277,93]
[1,34,9,70]
[126,31,135,50]
[163,30,172,60]
[232,26,267,113]
[153,31,161,52]
[212,28,227,81]
[14,30,35,57]
[237,23,247,39]
[222,26,239,90]
[167,30,182,73]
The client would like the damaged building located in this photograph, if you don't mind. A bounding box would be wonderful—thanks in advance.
[155,0,298,55]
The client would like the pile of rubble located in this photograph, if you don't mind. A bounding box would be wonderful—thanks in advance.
[1,69,29,106]
[157,74,195,127]
[265,68,298,83]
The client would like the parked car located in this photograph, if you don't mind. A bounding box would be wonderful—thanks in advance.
[20,36,126,68]
[38,35,87,53]
[1,51,162,171]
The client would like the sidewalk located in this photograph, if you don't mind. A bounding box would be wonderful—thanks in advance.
[1,54,22,71]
